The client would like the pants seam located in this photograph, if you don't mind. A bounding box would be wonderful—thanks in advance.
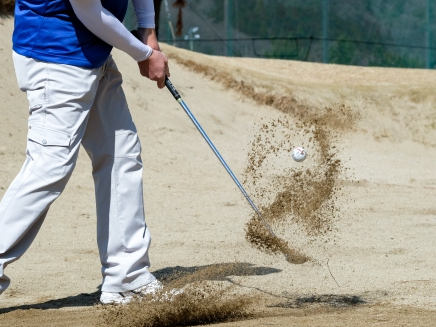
[113,158,124,251]
[108,132,133,138]
[43,62,50,124]
[114,156,139,159]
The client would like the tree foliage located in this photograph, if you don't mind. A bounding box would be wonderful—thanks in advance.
[208,0,431,68]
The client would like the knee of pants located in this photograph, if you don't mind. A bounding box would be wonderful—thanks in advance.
[113,131,142,159]
[85,131,142,173]
[27,126,76,189]
[89,131,142,160]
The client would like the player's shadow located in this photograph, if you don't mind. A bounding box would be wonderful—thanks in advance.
[271,294,367,308]
[153,262,281,285]
[0,262,281,314]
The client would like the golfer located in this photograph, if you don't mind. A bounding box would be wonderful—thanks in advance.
[0,0,168,304]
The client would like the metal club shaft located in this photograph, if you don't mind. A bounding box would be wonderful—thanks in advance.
[165,78,277,238]
[127,30,279,240]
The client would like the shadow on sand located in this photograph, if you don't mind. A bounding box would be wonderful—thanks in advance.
[0,262,281,314]
[153,262,281,284]
[272,294,367,308]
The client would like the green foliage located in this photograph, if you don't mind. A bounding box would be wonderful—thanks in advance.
[329,41,357,65]
[369,45,424,68]
[206,0,431,69]
[267,38,299,59]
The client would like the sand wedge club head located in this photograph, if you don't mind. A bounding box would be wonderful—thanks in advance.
[164,77,291,260]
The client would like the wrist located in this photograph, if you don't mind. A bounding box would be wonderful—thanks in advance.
[136,45,153,62]
[138,28,156,39]
[137,28,160,51]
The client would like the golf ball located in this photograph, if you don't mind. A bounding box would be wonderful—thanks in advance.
[292,147,307,162]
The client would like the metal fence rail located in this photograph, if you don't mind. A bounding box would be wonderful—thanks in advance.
[159,36,436,68]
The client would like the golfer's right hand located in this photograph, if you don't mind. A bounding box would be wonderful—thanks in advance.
[137,50,170,89]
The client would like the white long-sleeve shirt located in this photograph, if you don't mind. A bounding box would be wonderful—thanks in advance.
[69,0,155,62]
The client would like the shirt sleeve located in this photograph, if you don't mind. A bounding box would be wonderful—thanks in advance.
[131,0,155,28]
[69,0,153,62]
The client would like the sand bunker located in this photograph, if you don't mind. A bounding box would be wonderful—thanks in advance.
[244,105,359,261]
[164,47,359,263]
[101,104,359,325]
[99,264,260,327]
[100,287,255,327]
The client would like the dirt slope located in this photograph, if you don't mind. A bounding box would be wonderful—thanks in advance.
[1,15,436,326]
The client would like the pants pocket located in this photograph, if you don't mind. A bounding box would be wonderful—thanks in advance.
[27,126,72,185]
[27,87,47,122]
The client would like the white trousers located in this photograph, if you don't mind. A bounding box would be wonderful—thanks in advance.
[0,52,156,294]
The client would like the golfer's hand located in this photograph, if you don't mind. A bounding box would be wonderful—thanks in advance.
[137,28,170,89]
[138,51,169,89]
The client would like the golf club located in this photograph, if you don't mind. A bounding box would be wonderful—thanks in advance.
[164,77,279,240]
[131,30,286,259]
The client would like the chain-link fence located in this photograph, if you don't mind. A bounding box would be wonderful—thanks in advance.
[161,36,432,69]
[148,0,436,69]
[3,0,434,69]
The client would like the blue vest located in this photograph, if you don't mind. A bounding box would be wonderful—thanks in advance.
[13,0,128,68]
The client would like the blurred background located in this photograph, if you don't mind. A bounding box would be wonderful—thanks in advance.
[2,0,435,68]
[127,0,436,69]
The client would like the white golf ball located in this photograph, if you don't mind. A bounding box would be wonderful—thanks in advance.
[292,147,307,162]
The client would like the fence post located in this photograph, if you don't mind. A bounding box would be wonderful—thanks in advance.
[426,0,432,69]
[224,0,234,56]
[322,0,329,63]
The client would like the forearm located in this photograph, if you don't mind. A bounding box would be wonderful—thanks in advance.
[133,0,159,49]
[131,0,155,28]
[69,0,153,62]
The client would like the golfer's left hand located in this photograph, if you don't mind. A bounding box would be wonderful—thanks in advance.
[137,28,170,88]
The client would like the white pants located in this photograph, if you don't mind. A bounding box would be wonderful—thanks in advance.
[0,52,156,294]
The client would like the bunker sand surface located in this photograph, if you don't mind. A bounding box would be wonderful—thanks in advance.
[4,305,436,326]
[1,16,436,326]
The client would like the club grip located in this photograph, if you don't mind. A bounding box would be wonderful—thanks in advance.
[131,30,180,100]
[165,77,181,100]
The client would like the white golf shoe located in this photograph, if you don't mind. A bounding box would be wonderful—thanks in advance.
[100,280,183,304]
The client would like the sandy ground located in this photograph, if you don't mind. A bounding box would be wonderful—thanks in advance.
[1,15,436,326]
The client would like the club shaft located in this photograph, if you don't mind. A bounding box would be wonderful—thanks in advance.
[165,78,277,237]
[126,31,277,237]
